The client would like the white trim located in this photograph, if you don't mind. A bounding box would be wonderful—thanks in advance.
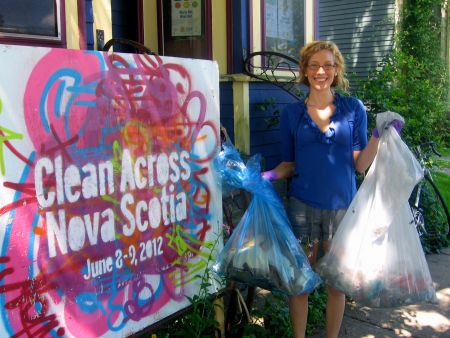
[251,0,262,54]
[304,0,314,43]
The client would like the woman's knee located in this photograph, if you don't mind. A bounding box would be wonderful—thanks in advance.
[289,293,309,304]
[289,293,309,314]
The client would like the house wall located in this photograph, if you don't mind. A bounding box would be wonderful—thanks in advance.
[92,0,112,50]
[212,0,228,74]
[230,1,311,156]
[70,0,450,164]
[318,0,396,88]
[65,0,80,49]
[219,81,235,144]
[143,0,159,52]
[248,82,299,170]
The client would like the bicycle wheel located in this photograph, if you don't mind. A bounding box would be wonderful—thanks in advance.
[417,175,450,251]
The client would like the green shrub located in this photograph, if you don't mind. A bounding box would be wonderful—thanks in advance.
[231,287,327,337]
[411,180,450,253]
[306,287,328,336]
[152,235,226,337]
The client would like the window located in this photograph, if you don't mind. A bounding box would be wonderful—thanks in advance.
[262,0,304,59]
[157,0,212,59]
[0,0,65,47]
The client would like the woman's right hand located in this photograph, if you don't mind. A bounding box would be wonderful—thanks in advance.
[262,162,295,181]
[262,171,277,181]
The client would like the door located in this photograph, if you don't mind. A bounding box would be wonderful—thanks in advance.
[111,0,142,53]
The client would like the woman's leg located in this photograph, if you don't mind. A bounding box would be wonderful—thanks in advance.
[286,199,319,337]
[322,235,346,338]
[326,286,345,338]
[289,293,309,338]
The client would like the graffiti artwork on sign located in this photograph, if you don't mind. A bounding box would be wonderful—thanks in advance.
[0,45,221,337]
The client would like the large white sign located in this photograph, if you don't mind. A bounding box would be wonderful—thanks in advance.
[0,44,222,337]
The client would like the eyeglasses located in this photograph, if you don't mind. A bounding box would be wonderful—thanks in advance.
[307,63,336,71]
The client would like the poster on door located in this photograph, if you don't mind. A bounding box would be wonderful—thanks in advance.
[171,0,202,37]
[0,44,222,337]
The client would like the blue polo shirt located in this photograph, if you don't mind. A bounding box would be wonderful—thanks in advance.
[280,93,368,210]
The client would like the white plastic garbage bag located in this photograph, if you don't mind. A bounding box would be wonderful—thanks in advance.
[316,112,437,307]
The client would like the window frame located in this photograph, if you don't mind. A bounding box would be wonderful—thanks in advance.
[0,0,66,48]
[247,0,316,76]
[260,0,305,58]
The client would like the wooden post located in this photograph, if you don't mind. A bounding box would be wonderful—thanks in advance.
[214,296,225,338]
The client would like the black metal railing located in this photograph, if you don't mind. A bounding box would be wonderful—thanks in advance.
[243,51,303,99]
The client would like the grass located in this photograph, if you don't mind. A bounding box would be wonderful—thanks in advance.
[433,146,450,211]
[438,147,450,157]
[436,158,449,168]
[433,171,450,211]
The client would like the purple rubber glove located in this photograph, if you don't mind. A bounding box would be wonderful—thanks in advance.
[390,119,404,134]
[372,119,404,138]
[262,171,277,181]
[372,127,380,139]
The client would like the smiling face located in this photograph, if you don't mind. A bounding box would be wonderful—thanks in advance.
[305,50,337,92]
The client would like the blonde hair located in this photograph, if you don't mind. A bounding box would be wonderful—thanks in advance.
[299,40,349,92]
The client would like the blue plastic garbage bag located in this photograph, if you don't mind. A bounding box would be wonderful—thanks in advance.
[212,140,321,296]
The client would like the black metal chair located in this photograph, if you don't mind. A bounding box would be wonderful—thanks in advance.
[102,38,156,55]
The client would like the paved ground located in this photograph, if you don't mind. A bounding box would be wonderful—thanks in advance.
[310,247,450,338]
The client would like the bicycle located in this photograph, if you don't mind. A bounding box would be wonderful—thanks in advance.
[409,141,450,249]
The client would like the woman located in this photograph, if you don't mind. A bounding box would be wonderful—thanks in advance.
[262,41,399,338]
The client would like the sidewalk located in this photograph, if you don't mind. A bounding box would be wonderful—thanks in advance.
[311,247,450,337]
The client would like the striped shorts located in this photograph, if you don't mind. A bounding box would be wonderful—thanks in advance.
[286,197,346,242]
